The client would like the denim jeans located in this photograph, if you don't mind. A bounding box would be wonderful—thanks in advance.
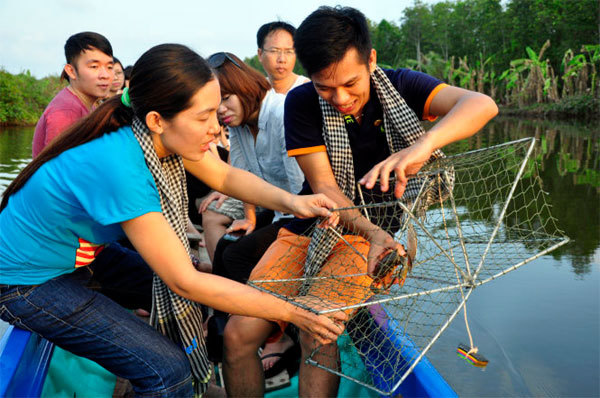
[0,267,193,397]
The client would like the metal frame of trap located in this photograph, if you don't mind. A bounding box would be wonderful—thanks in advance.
[250,137,570,396]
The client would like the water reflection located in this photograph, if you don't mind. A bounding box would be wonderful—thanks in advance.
[426,117,599,398]
[443,117,599,276]
[0,126,34,192]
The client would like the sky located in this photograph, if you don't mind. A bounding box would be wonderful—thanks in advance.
[0,0,432,78]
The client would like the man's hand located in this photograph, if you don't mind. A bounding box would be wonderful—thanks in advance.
[366,228,405,282]
[359,138,434,199]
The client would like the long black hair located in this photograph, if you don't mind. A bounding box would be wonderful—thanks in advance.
[1,44,214,211]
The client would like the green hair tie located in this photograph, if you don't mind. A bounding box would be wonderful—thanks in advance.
[121,87,131,108]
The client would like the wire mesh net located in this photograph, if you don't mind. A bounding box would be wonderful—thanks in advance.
[249,137,569,395]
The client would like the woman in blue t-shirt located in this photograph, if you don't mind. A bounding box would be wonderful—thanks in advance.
[0,44,345,397]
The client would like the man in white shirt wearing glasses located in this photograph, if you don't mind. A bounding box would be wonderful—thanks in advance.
[257,21,309,94]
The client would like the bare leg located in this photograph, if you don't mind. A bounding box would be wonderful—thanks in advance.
[186,217,201,235]
[298,330,340,397]
[223,315,275,397]
[201,210,232,263]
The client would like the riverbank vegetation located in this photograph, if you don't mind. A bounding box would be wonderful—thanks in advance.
[369,0,599,119]
[1,0,598,126]
[0,70,65,126]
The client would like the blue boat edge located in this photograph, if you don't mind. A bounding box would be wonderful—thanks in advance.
[346,303,456,397]
[0,325,54,397]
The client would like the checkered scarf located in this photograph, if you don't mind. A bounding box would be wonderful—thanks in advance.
[132,118,211,396]
[303,66,447,277]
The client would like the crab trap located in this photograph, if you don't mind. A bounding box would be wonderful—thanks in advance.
[249,137,569,395]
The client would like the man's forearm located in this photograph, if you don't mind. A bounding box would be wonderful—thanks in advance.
[426,90,499,150]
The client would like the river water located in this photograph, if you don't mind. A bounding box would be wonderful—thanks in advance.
[0,117,598,397]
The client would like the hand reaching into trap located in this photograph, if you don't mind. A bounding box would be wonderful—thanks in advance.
[368,224,418,293]
[370,248,413,293]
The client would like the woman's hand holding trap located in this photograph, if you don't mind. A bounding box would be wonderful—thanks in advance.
[290,303,347,345]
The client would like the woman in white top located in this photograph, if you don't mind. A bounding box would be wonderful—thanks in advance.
[202,52,307,375]
[200,53,305,263]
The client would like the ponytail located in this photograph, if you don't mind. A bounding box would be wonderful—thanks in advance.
[1,96,133,211]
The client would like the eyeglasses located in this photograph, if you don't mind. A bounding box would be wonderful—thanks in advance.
[208,52,243,70]
[262,48,295,57]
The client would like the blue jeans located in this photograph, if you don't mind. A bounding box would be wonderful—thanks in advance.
[0,267,193,397]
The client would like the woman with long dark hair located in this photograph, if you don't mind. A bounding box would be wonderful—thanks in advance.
[0,44,345,397]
